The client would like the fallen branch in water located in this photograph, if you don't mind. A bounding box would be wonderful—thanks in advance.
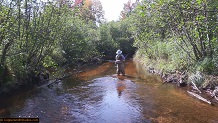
[46,73,73,88]
[187,91,211,105]
[190,81,202,93]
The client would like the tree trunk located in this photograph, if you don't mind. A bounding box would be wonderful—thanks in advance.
[0,39,14,83]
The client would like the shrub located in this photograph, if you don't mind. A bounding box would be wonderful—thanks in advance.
[188,71,205,87]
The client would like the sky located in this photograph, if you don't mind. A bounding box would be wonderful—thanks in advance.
[99,0,134,21]
[41,0,133,21]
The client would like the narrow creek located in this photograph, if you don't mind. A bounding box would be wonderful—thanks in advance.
[0,60,218,123]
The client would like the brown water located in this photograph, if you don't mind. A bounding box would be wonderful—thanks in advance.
[0,60,218,123]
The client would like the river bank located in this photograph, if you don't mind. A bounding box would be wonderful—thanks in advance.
[133,53,218,106]
[0,75,48,98]
[0,60,114,98]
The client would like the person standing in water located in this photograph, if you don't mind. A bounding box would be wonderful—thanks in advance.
[115,49,125,76]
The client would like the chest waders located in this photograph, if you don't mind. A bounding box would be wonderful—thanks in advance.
[116,55,125,76]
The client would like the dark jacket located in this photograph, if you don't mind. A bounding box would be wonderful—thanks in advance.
[115,54,125,64]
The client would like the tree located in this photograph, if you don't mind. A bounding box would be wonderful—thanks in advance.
[73,0,105,23]
[120,0,139,20]
[130,0,218,72]
[0,0,103,87]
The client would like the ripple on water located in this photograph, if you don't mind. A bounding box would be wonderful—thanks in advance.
[2,60,218,123]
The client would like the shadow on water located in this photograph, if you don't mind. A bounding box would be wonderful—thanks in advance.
[0,60,218,123]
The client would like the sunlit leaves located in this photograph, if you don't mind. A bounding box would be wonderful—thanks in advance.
[129,0,218,73]
[0,0,105,84]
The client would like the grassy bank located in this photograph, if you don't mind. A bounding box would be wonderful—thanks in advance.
[134,50,218,103]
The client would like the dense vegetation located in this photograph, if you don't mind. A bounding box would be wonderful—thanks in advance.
[0,0,135,89]
[129,0,218,75]
[127,0,218,89]
[0,0,217,91]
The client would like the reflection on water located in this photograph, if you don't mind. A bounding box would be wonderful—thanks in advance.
[0,60,218,123]
[116,78,126,97]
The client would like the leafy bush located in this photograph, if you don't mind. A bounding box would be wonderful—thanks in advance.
[188,71,205,87]
[196,57,216,74]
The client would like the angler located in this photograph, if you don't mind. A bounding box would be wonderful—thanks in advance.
[115,49,125,76]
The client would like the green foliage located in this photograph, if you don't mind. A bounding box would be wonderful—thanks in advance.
[212,50,218,70]
[129,0,218,74]
[0,0,139,87]
[97,20,136,56]
[9,55,28,81]
[0,0,105,86]
[43,56,58,68]
[195,57,216,74]
[189,71,205,87]
[0,0,217,89]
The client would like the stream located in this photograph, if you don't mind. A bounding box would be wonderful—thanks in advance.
[0,60,218,123]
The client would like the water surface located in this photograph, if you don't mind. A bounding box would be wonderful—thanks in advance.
[0,60,218,123]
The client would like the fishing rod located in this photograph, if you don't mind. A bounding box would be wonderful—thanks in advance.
[124,53,129,59]
[102,53,129,62]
